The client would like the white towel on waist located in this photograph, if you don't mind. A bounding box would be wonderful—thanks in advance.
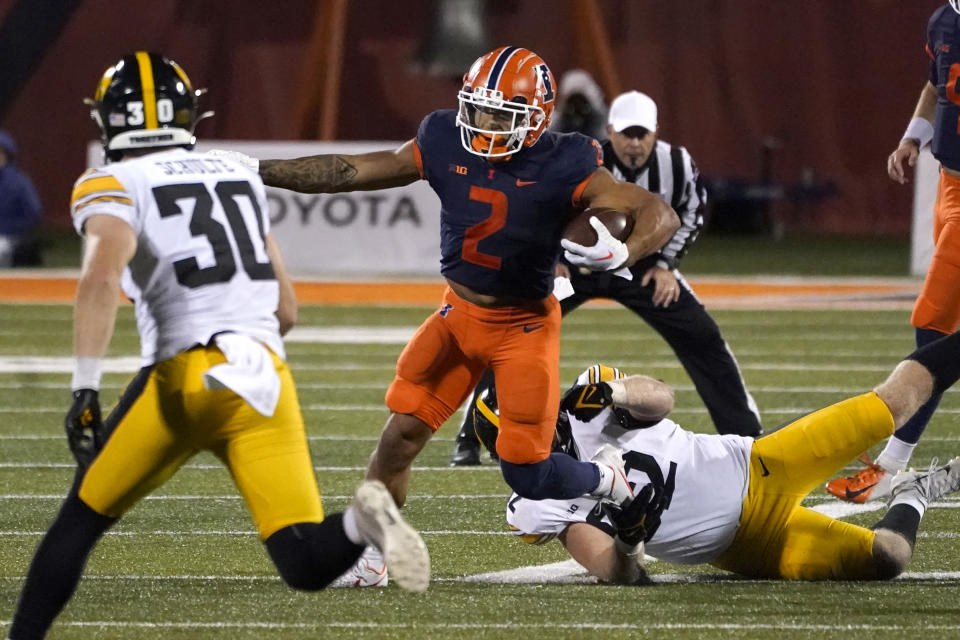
[553,276,575,301]
[202,333,281,417]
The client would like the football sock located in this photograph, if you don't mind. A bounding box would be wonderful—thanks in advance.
[876,437,918,473]
[499,453,600,500]
[265,516,364,590]
[592,462,632,505]
[342,505,364,545]
[871,503,922,547]
[9,494,115,640]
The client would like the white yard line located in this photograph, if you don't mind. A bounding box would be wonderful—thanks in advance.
[0,353,924,375]
[0,620,955,632]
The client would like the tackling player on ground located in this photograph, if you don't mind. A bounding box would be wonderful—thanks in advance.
[474,331,960,583]
[212,47,679,514]
[8,51,428,640]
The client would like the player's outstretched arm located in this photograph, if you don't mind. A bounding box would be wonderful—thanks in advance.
[580,168,679,266]
[609,375,675,421]
[256,140,421,194]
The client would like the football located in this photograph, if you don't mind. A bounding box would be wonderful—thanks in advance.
[562,207,633,246]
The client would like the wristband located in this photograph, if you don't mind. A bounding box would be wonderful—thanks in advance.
[71,357,102,391]
[902,117,934,149]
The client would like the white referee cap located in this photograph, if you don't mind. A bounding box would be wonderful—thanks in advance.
[608,91,657,132]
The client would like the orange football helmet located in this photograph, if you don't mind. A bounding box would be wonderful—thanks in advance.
[457,46,556,159]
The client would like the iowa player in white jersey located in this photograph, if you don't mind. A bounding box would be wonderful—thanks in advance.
[474,336,960,583]
[9,51,428,640]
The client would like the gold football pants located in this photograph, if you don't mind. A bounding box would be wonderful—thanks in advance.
[78,345,324,539]
[714,392,895,579]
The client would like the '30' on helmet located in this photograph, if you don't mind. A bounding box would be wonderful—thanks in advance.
[85,51,212,162]
[457,46,556,159]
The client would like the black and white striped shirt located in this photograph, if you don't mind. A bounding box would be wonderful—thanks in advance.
[602,139,706,270]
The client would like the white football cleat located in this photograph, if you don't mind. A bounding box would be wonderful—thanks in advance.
[331,546,388,588]
[351,480,430,592]
[590,444,634,507]
[889,456,960,510]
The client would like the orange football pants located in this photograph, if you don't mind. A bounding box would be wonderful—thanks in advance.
[385,286,561,464]
[912,168,960,333]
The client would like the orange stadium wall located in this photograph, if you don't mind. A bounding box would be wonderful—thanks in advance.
[0,0,944,236]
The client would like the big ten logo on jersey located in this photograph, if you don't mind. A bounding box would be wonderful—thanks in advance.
[265,190,423,229]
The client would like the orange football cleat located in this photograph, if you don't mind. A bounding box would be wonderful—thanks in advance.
[825,453,892,503]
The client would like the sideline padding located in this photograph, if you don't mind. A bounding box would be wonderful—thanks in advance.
[0,275,921,308]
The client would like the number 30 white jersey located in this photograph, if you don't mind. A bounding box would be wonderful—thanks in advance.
[506,410,754,565]
[70,149,284,365]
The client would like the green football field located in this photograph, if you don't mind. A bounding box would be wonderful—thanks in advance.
[2,302,960,639]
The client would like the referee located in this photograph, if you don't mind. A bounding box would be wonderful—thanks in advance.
[450,91,762,465]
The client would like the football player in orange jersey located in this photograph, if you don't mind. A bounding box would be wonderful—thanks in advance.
[828,1,960,504]
[212,46,679,515]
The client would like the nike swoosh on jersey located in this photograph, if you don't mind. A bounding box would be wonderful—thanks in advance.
[516,179,537,187]
[522,323,545,333]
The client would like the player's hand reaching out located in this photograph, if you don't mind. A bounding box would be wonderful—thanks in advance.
[561,217,629,271]
[641,266,680,308]
[888,140,920,185]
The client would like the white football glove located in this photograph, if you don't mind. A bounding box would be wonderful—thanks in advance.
[207,149,260,173]
[561,216,629,271]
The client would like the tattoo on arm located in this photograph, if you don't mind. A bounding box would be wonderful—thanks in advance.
[259,156,359,193]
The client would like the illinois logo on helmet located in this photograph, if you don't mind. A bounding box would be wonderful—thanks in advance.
[85,51,213,162]
[456,46,557,159]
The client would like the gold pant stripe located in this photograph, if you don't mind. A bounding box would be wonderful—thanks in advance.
[79,345,324,539]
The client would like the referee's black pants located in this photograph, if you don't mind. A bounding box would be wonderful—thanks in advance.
[562,267,762,437]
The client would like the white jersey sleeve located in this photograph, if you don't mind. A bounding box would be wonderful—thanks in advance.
[70,149,284,365]
[71,168,141,234]
[506,493,602,545]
